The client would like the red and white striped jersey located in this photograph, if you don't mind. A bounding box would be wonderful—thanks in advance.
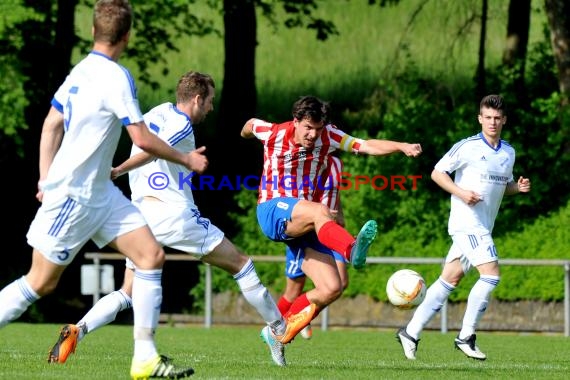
[251,119,362,204]
[314,155,342,210]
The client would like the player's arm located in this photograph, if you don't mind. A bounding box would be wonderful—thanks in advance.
[125,121,208,174]
[359,139,422,157]
[111,150,154,179]
[240,118,256,139]
[37,106,65,201]
[505,176,531,195]
[431,168,482,206]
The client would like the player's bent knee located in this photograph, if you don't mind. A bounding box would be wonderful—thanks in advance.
[133,248,166,269]
[318,285,343,305]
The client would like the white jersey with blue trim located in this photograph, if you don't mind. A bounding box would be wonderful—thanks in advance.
[42,51,144,207]
[434,132,515,235]
[129,102,196,206]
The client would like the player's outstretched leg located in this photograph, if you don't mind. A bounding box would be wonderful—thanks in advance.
[351,220,378,269]
[130,354,195,379]
[47,324,80,364]
[260,326,286,366]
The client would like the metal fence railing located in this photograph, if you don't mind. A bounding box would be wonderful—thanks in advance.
[84,252,570,337]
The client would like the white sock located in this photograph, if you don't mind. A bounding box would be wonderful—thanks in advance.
[406,277,455,340]
[459,275,500,339]
[132,269,162,362]
[0,276,40,329]
[234,259,285,335]
[77,289,132,342]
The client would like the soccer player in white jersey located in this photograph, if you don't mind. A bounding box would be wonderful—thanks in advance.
[397,94,531,361]
[277,156,349,340]
[241,95,423,345]
[0,1,204,379]
[46,71,289,367]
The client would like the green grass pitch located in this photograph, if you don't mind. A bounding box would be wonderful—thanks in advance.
[1,323,568,379]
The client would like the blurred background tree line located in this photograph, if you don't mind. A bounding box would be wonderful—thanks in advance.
[0,0,569,321]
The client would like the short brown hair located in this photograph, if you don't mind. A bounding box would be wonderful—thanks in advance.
[480,94,506,115]
[292,95,331,124]
[93,0,133,45]
[176,71,215,103]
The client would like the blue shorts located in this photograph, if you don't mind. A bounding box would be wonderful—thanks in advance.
[256,198,300,241]
[285,243,346,279]
[257,198,341,278]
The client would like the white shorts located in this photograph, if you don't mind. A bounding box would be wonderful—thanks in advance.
[27,186,146,265]
[133,199,224,257]
[446,233,498,273]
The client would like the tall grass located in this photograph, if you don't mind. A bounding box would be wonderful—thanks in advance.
[74,0,547,114]
[1,323,568,379]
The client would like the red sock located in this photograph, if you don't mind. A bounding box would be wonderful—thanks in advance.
[285,293,311,317]
[317,220,355,261]
[277,296,293,316]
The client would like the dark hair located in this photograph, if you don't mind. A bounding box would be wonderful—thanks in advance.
[176,71,215,103]
[292,95,331,124]
[480,94,506,115]
[93,0,133,45]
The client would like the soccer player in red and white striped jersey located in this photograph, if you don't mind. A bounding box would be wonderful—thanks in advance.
[242,95,422,345]
[246,117,359,203]
[278,155,348,341]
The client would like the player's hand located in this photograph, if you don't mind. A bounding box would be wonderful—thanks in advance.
[187,146,208,174]
[110,167,121,180]
[517,176,531,193]
[460,189,483,206]
[402,143,422,157]
[36,180,44,202]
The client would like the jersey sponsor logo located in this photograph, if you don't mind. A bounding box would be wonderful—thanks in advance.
[283,150,308,163]
[480,173,509,185]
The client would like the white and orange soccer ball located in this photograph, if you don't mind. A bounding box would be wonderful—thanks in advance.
[386,269,427,309]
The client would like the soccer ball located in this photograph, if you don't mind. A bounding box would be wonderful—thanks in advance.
[386,269,427,309]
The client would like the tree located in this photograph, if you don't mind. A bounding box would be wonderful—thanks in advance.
[544,0,570,164]
[503,0,531,102]
[475,0,488,100]
[503,0,531,66]
[544,0,570,104]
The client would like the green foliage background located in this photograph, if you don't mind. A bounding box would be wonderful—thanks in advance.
[0,1,568,312]
[191,14,570,307]
[0,1,40,152]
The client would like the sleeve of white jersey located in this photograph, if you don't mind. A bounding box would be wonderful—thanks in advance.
[51,81,68,112]
[434,141,464,174]
[106,65,144,126]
